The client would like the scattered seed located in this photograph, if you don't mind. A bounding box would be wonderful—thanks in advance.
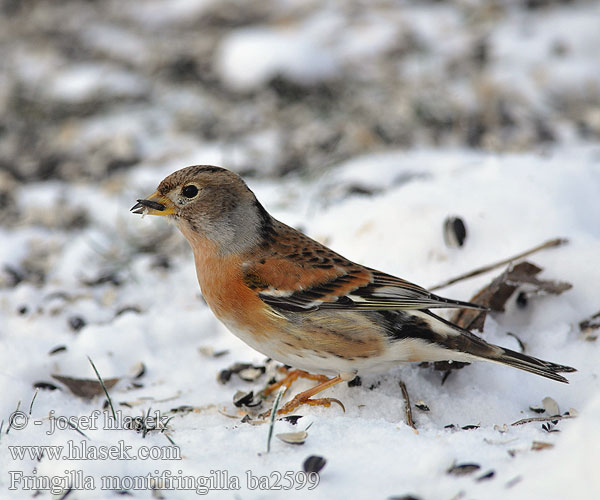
[447,463,481,476]
[48,345,67,355]
[238,367,265,382]
[303,455,326,474]
[115,306,142,317]
[233,390,261,408]
[33,381,59,391]
[170,406,195,414]
[579,310,600,341]
[17,305,28,315]
[280,415,303,425]
[529,405,545,414]
[347,376,362,387]
[541,422,560,433]
[68,316,86,332]
[81,272,121,287]
[542,397,560,416]
[532,441,554,451]
[233,391,254,407]
[441,370,453,385]
[198,346,229,358]
[443,216,467,248]
[276,431,307,445]
[461,424,480,430]
[217,369,233,384]
[218,362,266,384]
[477,470,495,482]
[515,292,528,309]
[132,362,146,379]
[506,332,526,352]
[415,401,430,412]
[506,476,522,488]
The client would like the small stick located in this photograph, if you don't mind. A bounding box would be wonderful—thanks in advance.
[399,381,416,430]
[430,238,568,291]
[88,356,117,421]
[511,414,575,426]
[29,389,39,415]
[266,387,285,453]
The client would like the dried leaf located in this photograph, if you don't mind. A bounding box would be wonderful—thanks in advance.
[532,441,554,451]
[52,374,119,399]
[451,261,572,332]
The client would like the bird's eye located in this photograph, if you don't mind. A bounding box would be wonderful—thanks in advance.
[182,185,199,198]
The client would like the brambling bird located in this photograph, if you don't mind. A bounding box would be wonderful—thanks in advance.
[131,166,575,413]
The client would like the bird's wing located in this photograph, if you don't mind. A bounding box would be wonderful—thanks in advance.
[242,226,485,313]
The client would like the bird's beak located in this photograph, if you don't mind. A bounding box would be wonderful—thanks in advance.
[130,191,177,216]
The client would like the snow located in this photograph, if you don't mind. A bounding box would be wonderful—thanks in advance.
[3,0,600,497]
[216,24,340,92]
[2,147,600,499]
[46,64,149,103]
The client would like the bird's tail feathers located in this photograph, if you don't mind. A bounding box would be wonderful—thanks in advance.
[423,310,576,383]
[489,346,576,384]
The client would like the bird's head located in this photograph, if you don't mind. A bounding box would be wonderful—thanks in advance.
[131,165,272,254]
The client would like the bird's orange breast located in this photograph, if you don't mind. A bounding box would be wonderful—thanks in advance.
[182,230,278,340]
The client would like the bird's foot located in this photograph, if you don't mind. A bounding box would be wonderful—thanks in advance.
[277,396,345,415]
[266,374,346,416]
[263,368,329,397]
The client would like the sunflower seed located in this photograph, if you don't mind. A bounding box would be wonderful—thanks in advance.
[276,431,307,445]
[303,455,326,474]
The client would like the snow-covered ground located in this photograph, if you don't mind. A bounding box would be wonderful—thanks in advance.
[1,146,600,499]
[2,0,600,498]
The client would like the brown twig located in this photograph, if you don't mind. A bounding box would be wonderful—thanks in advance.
[511,414,575,426]
[399,381,416,429]
[430,238,568,291]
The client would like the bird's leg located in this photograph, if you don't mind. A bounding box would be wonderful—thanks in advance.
[276,375,346,415]
[263,368,329,397]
